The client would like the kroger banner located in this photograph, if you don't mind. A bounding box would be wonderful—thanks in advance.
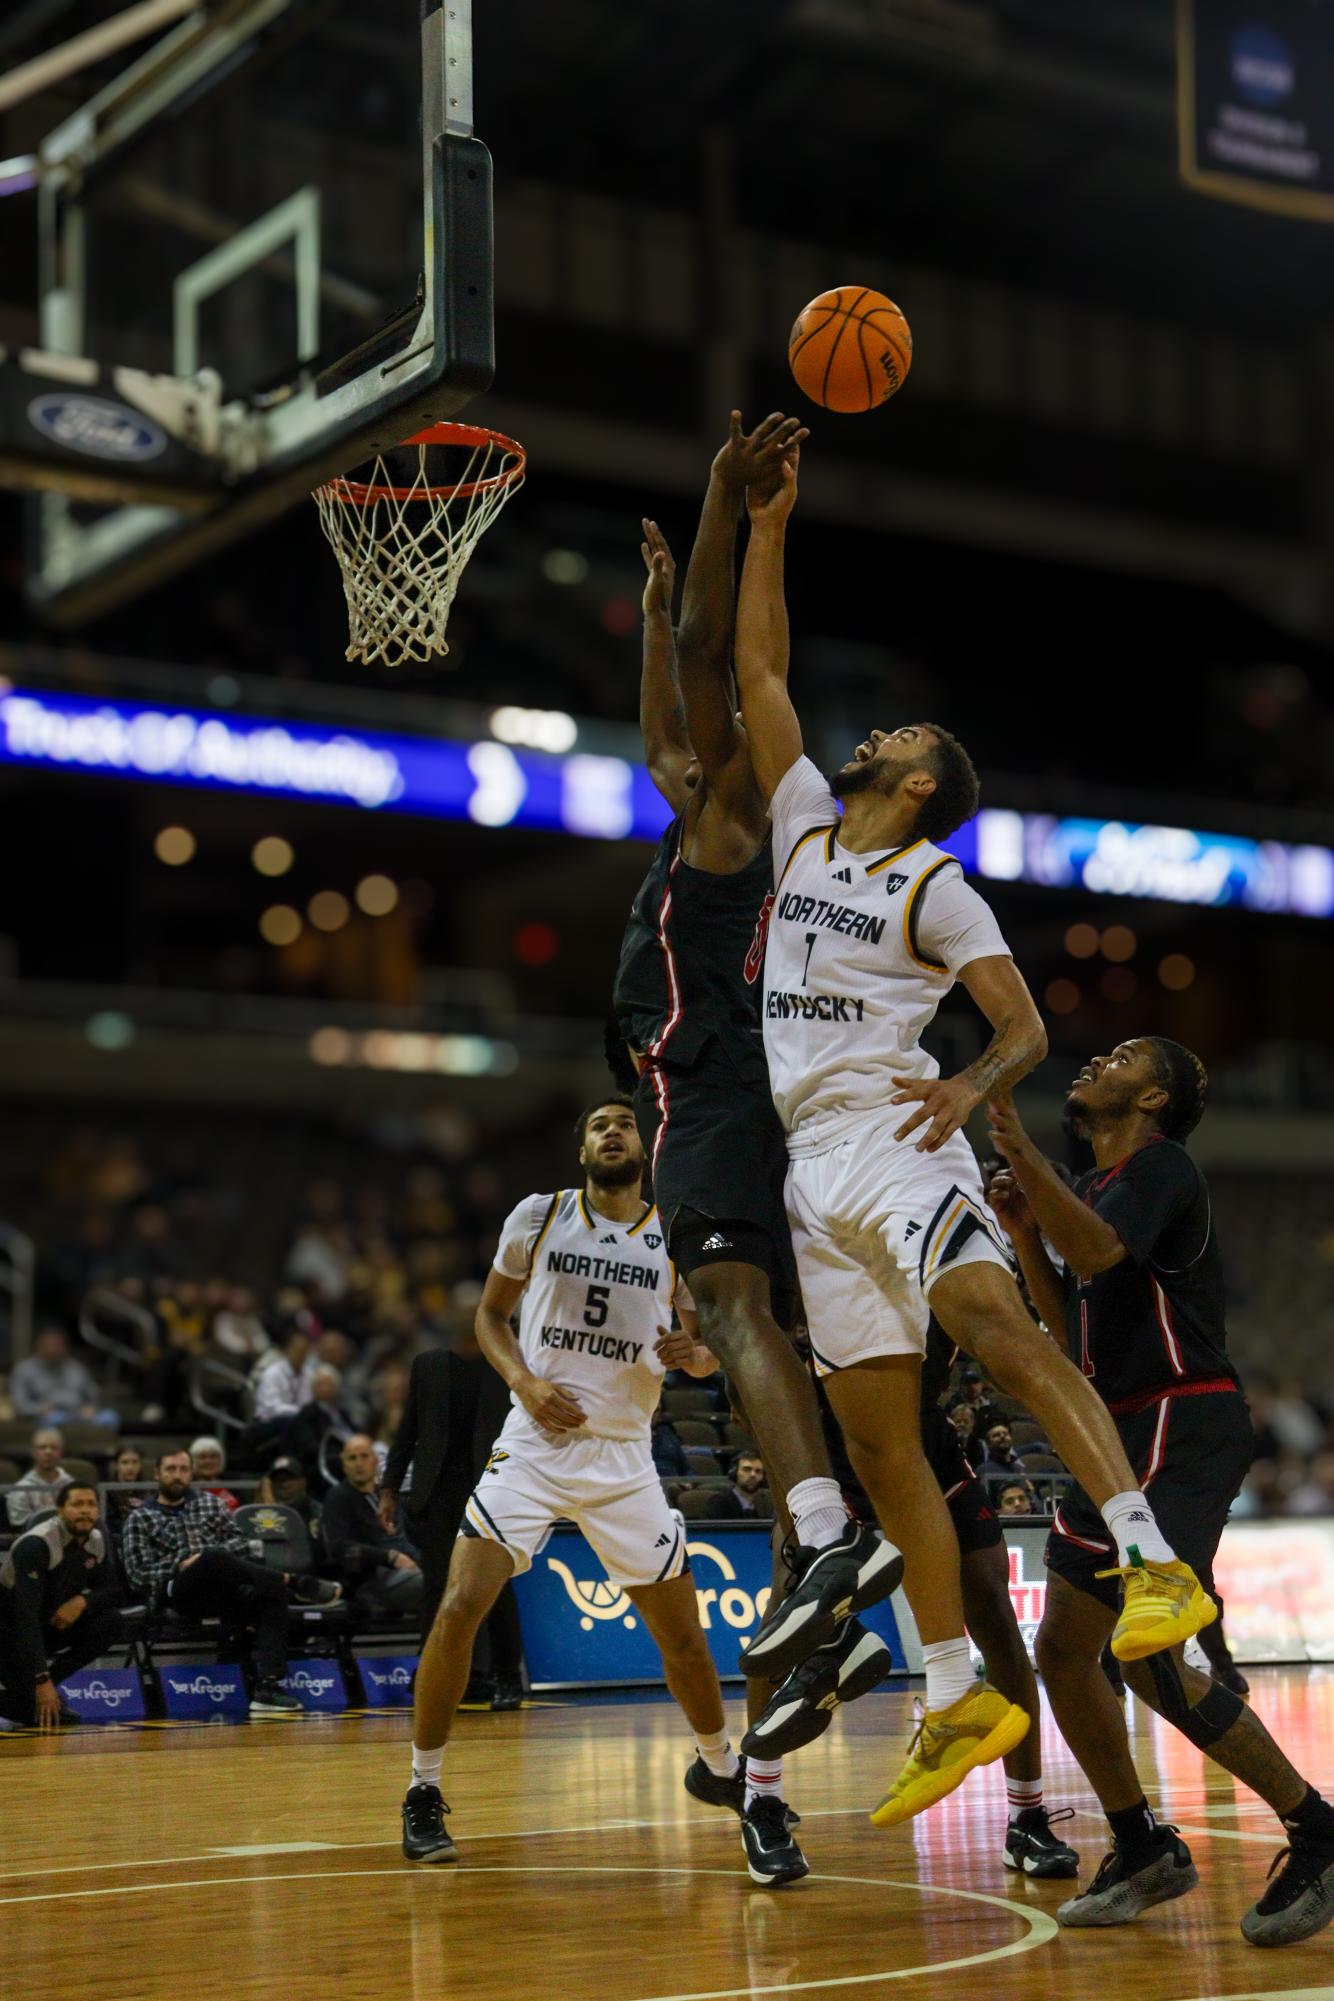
[278,1660,349,1712]
[159,1663,249,1721]
[60,1666,146,1723]
[1178,0,1334,219]
[512,1523,908,1689]
[356,1653,419,1707]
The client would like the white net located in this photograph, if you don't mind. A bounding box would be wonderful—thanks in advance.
[313,426,525,667]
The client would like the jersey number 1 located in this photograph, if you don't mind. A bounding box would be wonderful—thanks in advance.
[801,931,817,986]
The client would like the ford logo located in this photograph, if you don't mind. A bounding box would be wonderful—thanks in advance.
[27,392,168,463]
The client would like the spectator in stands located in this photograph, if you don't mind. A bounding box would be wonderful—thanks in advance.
[288,1365,359,1488]
[710,1451,774,1521]
[321,1434,423,1618]
[978,1421,1026,1484]
[650,1403,690,1478]
[106,1444,148,1538]
[948,1367,998,1438]
[1288,1449,1334,1516]
[6,1427,73,1529]
[300,1332,371,1428]
[121,1448,341,1714]
[0,1482,126,1730]
[10,1327,118,1431]
[262,1456,322,1537]
[253,1328,312,1426]
[190,1437,240,1511]
[997,1479,1039,1516]
[211,1287,270,1365]
[947,1403,985,1473]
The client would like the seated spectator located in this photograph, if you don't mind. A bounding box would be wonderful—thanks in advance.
[301,1332,371,1428]
[7,1428,73,1529]
[211,1287,271,1365]
[261,1456,323,1542]
[288,1365,359,1488]
[650,1404,690,1478]
[190,1437,240,1511]
[997,1479,1039,1517]
[978,1421,1026,1484]
[106,1444,148,1537]
[252,1328,312,1426]
[947,1403,985,1473]
[710,1451,775,1522]
[0,1482,127,1730]
[320,1434,423,1618]
[121,1448,341,1715]
[10,1327,119,1431]
[948,1367,998,1440]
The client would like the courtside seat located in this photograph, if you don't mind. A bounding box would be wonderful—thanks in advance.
[678,1487,729,1520]
[673,1419,720,1448]
[1009,1420,1047,1451]
[661,1388,715,1418]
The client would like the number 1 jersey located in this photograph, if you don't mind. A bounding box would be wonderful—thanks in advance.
[492,1188,692,1443]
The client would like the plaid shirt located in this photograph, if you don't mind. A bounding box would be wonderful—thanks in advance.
[121,1489,252,1596]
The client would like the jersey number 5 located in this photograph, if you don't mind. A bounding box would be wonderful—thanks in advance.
[584,1284,610,1328]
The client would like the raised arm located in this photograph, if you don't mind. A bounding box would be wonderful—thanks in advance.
[734,447,805,802]
[987,1094,1126,1278]
[639,520,692,811]
[987,1165,1071,1346]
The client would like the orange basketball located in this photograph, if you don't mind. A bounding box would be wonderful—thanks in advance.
[788,285,913,413]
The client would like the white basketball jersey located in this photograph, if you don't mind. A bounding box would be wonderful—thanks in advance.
[492,1188,687,1443]
[763,756,1011,1151]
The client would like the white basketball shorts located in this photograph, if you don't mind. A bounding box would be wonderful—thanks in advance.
[460,1427,689,1590]
[785,1114,1011,1373]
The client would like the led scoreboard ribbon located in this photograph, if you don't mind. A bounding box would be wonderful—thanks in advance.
[2,687,1330,919]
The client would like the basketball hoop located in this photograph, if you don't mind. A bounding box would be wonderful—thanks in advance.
[314,422,525,667]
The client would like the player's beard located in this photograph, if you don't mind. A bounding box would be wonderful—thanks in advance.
[827,758,904,801]
[1063,1075,1138,1141]
[588,1156,642,1191]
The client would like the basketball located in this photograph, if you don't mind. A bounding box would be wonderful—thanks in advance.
[788,285,913,413]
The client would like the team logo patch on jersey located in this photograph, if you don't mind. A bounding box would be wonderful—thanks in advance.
[882,872,909,895]
[645,1233,662,1248]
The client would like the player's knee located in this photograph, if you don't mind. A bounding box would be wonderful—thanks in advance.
[1034,1614,1081,1680]
[694,1294,774,1370]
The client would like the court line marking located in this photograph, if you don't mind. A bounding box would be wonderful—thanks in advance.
[1185,1992,1334,2001]
[0,1861,1058,1994]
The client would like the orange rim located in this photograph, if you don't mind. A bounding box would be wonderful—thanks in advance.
[320,423,527,505]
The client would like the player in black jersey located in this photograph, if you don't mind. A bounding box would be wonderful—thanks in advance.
[613,418,902,1879]
[988,1039,1334,1945]
[742,1320,1079,1881]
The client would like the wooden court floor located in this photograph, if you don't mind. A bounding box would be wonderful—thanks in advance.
[3,1668,1333,2001]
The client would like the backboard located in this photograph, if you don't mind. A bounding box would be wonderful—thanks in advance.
[7,0,493,625]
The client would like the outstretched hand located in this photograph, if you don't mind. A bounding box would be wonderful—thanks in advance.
[986,1167,1037,1241]
[745,444,799,526]
[713,410,808,495]
[641,518,676,617]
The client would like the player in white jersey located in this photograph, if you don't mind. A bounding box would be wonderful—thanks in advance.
[400,1098,759,1868]
[731,444,1215,1827]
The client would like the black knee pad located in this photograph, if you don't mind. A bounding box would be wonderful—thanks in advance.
[1180,1677,1245,1749]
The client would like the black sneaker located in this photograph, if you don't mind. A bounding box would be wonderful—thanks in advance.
[1058,1828,1197,1927]
[740,1523,904,1680]
[459,1676,494,1708]
[1211,1661,1250,1698]
[684,1755,746,1817]
[402,1782,457,1864]
[250,1681,302,1714]
[292,1576,343,1606]
[741,1618,891,1758]
[741,1794,810,1888]
[491,1676,524,1712]
[1003,1805,1080,1880]
[1241,1832,1334,1946]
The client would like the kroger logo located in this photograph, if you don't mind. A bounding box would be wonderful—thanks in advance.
[76,1678,134,1709]
[1230,25,1295,107]
[27,392,168,462]
[365,1663,413,1688]
[167,1673,235,1702]
[546,1539,771,1635]
[284,1668,336,1696]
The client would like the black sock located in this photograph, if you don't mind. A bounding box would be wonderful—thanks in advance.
[1282,1785,1334,1842]
[1107,1799,1161,1854]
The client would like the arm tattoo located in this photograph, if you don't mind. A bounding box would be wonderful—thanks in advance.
[963,1016,1034,1101]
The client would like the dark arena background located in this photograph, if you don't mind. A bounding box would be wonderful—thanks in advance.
[1,4,1333,1998]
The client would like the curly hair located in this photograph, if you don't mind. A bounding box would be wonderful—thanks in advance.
[573,1093,635,1151]
[915,724,981,842]
[1142,1037,1209,1142]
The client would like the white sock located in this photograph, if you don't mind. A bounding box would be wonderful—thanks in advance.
[745,1756,783,1810]
[787,1477,847,1551]
[695,1726,740,1779]
[1101,1491,1175,1567]
[1007,1776,1043,1823]
[922,1637,976,1712]
[411,1744,443,1789]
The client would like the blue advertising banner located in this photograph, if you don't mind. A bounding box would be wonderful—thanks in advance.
[158,1662,249,1721]
[1178,0,1334,220]
[278,1660,349,1712]
[60,1665,146,1723]
[356,1653,419,1707]
[512,1522,907,1689]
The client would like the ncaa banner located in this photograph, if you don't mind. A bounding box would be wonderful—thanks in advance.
[159,1663,249,1721]
[278,1660,349,1712]
[60,1666,146,1723]
[513,1523,908,1690]
[1177,0,1334,219]
[356,1653,419,1707]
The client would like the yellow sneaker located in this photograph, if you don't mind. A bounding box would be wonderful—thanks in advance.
[1101,1557,1217,1662]
[869,1684,1029,1829]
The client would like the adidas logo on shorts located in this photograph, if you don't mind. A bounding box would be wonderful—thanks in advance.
[702,1233,732,1252]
